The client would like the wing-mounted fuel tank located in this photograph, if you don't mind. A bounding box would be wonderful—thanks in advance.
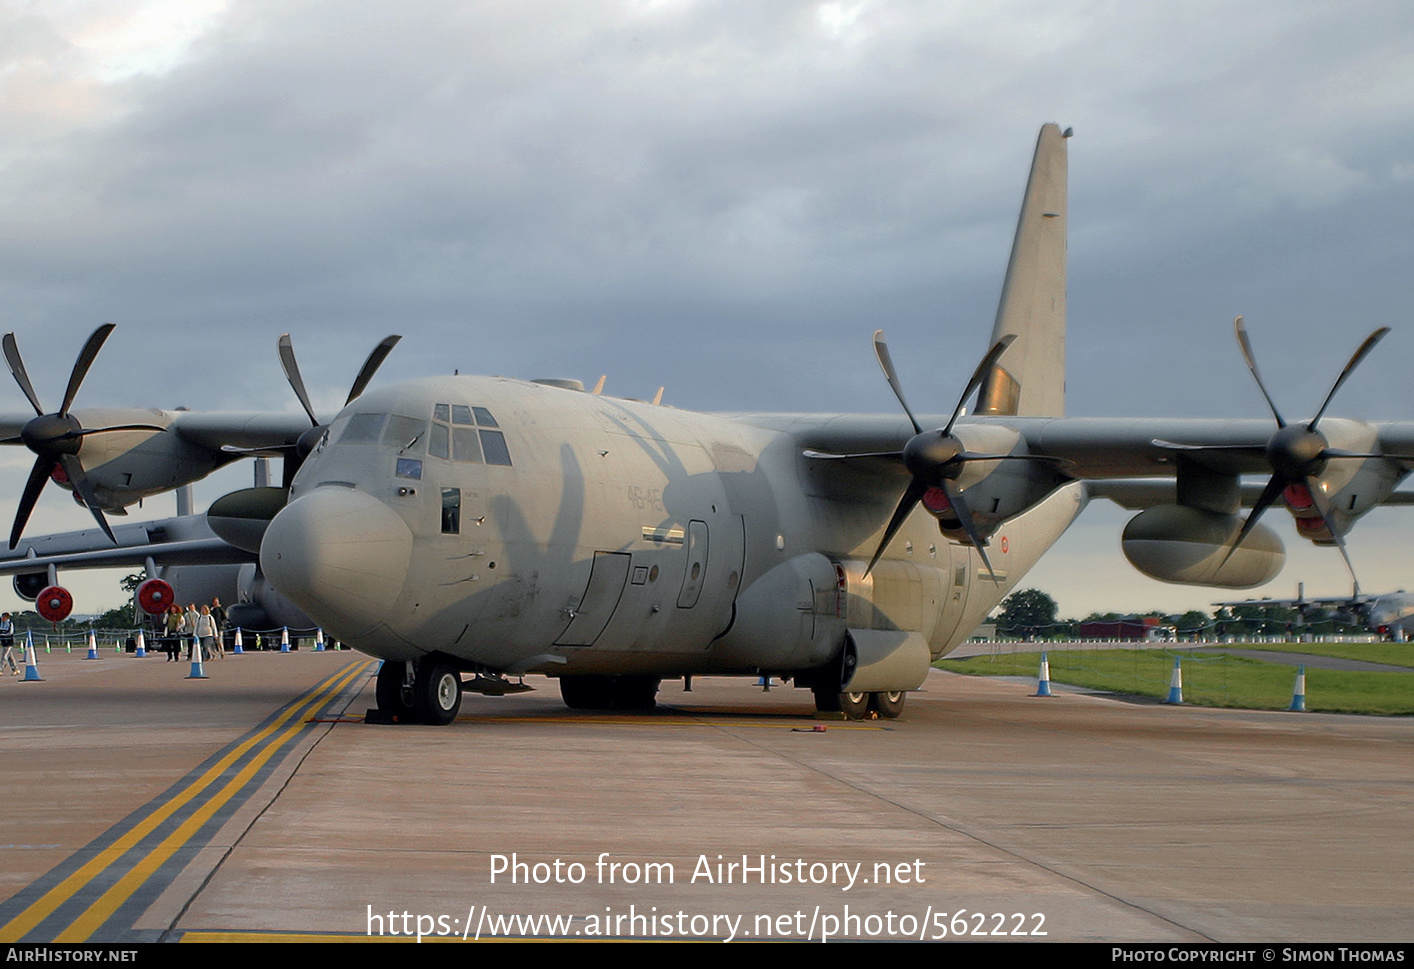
[1122,505,1283,588]
[711,553,950,692]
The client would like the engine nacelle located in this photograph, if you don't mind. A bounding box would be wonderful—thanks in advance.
[1122,505,1283,589]
[36,585,74,623]
[136,578,176,616]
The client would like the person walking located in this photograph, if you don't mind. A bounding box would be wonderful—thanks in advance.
[0,613,17,675]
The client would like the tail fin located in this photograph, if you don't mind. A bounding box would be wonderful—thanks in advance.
[976,123,1069,418]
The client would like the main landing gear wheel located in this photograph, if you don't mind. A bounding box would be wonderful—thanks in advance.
[414,661,463,725]
[838,691,870,719]
[811,686,906,719]
[870,691,906,719]
[375,661,416,722]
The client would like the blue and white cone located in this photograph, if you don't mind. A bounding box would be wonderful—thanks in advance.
[85,630,99,660]
[135,629,147,658]
[22,634,43,681]
[187,642,208,679]
[1165,657,1183,704]
[314,628,325,651]
[1033,651,1053,697]
[232,628,244,654]
[279,627,290,653]
[1288,665,1306,712]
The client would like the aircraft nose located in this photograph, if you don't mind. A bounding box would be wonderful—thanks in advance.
[260,487,412,640]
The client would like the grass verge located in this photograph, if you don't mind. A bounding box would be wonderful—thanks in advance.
[937,648,1414,715]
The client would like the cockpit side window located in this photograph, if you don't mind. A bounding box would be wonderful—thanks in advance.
[480,429,512,466]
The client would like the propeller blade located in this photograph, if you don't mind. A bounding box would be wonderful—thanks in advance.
[956,450,1066,465]
[9,456,53,549]
[56,453,116,544]
[2,333,44,416]
[74,422,167,437]
[865,478,927,576]
[1309,327,1390,430]
[1321,448,1414,462]
[1151,438,1264,454]
[1233,317,1286,429]
[942,478,998,583]
[346,335,402,405]
[945,335,1015,436]
[59,324,116,417]
[802,449,905,461]
[872,330,923,435]
[278,334,320,427]
[1220,473,1287,570]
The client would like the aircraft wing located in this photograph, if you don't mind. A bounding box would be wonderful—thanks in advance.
[0,516,253,577]
[740,413,1414,480]
[1090,478,1414,510]
[1213,595,1354,608]
[167,411,312,452]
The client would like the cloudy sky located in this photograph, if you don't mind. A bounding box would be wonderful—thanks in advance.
[2,0,1413,618]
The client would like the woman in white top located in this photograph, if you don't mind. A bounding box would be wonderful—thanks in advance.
[194,605,221,661]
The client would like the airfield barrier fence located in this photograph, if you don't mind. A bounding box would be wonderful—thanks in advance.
[12,625,343,652]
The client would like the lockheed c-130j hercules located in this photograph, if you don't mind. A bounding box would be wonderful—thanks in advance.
[3,123,1413,725]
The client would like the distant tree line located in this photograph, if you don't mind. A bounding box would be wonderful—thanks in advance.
[990,589,1355,641]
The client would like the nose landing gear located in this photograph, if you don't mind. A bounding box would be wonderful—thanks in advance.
[372,658,463,725]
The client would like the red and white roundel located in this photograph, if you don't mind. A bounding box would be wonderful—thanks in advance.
[37,586,74,623]
[999,536,1009,554]
[137,578,176,616]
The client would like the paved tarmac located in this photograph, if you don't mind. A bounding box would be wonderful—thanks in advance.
[0,647,1409,943]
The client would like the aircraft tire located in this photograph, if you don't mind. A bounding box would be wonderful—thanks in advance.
[811,685,842,713]
[414,661,463,725]
[559,675,605,710]
[870,691,906,719]
[618,676,660,711]
[375,661,417,722]
[559,675,658,711]
[839,691,870,719]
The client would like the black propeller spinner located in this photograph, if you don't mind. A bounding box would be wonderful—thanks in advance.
[809,330,1059,582]
[2,324,164,549]
[1156,317,1406,585]
[275,333,402,481]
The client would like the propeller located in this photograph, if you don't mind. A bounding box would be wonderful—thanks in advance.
[2,325,164,548]
[1157,317,1406,585]
[274,333,402,477]
[808,330,1060,581]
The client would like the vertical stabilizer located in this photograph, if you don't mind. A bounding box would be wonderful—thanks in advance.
[976,123,1069,417]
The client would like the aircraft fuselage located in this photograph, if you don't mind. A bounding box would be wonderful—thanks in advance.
[260,375,1082,683]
